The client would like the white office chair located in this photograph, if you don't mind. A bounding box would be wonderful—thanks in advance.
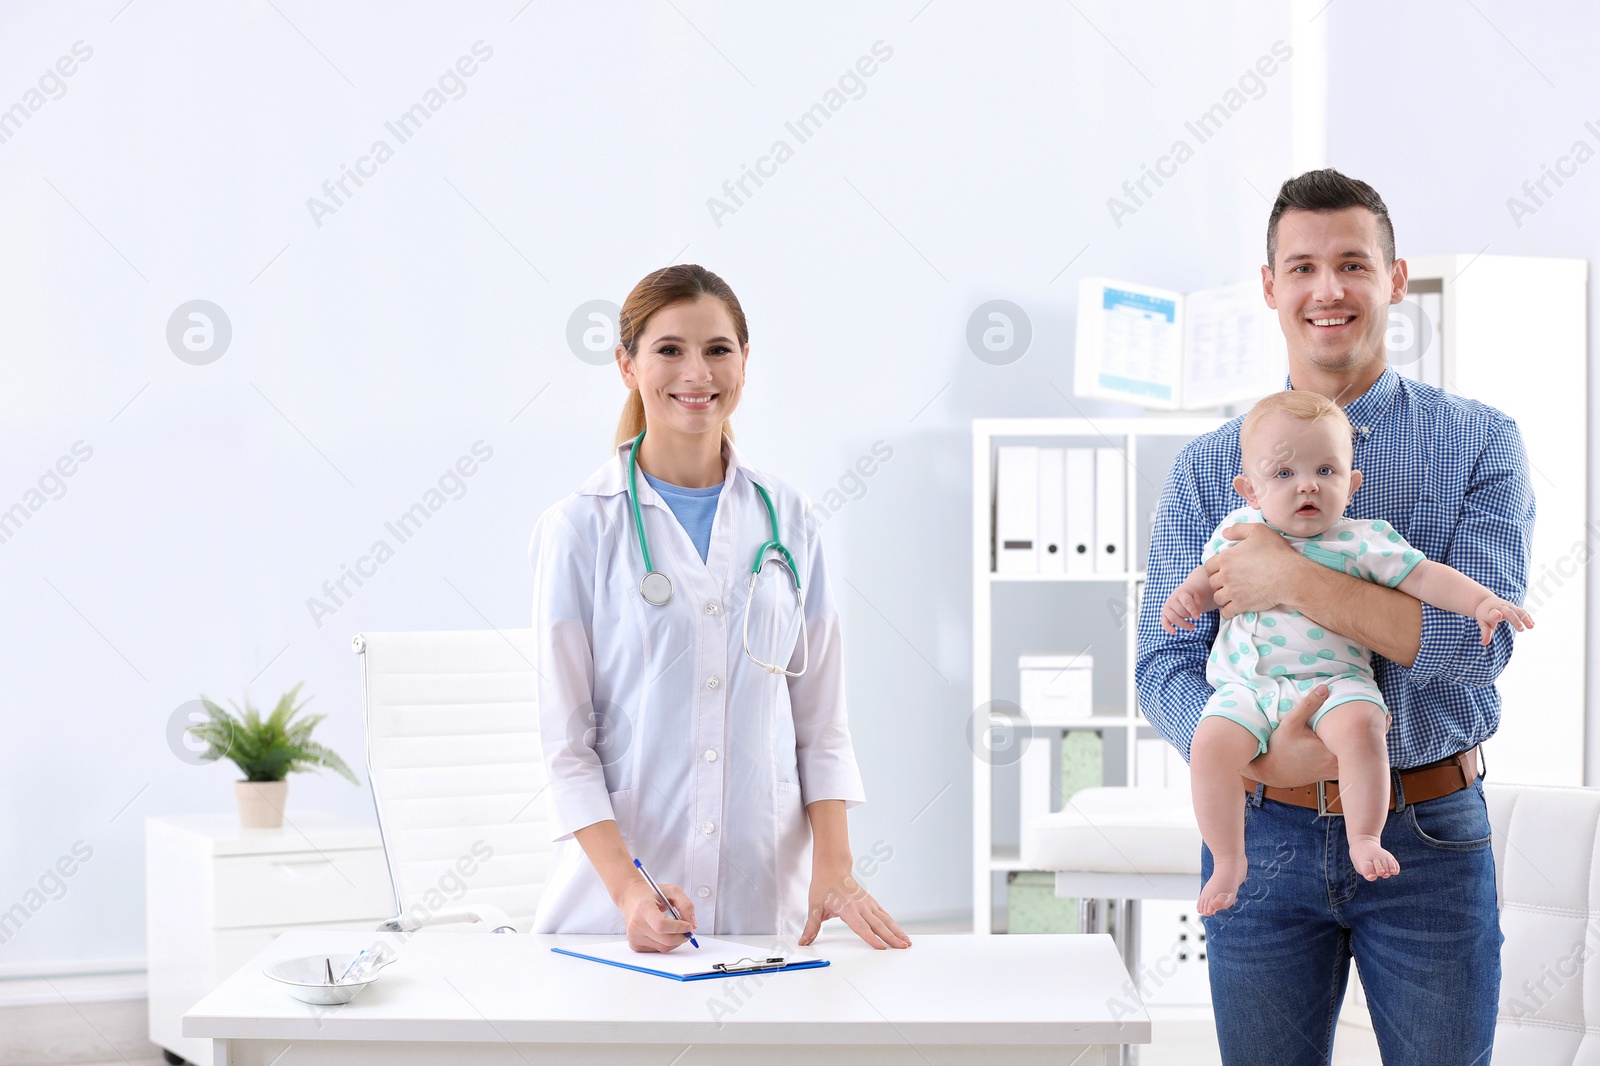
[1487,781,1600,1064]
[354,628,551,934]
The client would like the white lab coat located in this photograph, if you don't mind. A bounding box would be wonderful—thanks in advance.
[528,435,866,936]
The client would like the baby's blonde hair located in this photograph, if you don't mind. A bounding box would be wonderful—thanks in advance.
[1238,391,1356,480]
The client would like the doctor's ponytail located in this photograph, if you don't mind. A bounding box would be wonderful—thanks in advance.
[613,264,746,448]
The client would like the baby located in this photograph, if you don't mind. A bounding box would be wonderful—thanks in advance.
[1161,391,1532,916]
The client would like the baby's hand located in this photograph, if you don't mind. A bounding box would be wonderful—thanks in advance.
[1474,596,1533,645]
[1161,584,1210,634]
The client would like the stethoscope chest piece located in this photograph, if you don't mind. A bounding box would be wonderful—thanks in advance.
[640,570,672,607]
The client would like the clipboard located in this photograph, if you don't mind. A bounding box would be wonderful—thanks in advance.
[551,937,829,982]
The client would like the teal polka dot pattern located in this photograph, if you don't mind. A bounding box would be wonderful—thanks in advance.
[1196,507,1408,755]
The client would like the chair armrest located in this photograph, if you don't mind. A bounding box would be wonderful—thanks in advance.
[377,904,517,934]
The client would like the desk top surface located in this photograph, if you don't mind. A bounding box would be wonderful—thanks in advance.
[185,928,1149,1046]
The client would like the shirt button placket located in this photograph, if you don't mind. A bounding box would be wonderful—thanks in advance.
[695,582,728,934]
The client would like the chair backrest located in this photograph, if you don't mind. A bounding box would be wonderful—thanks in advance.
[355,629,549,932]
[1487,781,1600,1063]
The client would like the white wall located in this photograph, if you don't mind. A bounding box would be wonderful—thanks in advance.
[1323,1,1599,782]
[5,0,1303,970]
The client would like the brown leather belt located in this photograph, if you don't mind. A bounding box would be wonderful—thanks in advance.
[1241,746,1482,816]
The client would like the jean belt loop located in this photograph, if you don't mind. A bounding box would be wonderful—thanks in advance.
[1251,780,1265,808]
[1392,765,1406,813]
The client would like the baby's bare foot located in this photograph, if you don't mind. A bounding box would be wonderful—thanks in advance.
[1198,857,1248,916]
[1349,835,1400,881]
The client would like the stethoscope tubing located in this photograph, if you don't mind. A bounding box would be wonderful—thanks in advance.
[625,429,808,677]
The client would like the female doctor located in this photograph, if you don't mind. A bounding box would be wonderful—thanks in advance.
[529,264,909,954]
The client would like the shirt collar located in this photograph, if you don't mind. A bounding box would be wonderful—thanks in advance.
[577,433,750,505]
[1283,364,1400,441]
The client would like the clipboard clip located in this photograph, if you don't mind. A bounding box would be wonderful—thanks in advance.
[711,955,789,974]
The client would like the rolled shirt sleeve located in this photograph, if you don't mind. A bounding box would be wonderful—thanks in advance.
[1400,418,1535,691]
[784,502,867,808]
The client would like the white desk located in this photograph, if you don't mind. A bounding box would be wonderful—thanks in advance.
[185,928,1149,1065]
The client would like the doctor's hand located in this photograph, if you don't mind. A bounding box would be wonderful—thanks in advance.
[619,878,697,953]
[1206,524,1305,618]
[799,865,911,950]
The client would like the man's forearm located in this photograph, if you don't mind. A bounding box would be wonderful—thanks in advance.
[1283,561,1421,668]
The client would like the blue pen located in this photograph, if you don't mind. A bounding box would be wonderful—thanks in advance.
[633,858,699,948]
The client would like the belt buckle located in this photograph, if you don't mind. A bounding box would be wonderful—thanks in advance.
[1315,780,1338,818]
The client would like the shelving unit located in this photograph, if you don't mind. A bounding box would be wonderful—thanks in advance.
[972,417,1225,934]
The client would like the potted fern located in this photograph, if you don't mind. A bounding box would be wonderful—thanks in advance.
[193,683,361,828]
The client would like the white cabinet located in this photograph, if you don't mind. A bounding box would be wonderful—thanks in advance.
[145,812,392,1066]
[972,418,1224,934]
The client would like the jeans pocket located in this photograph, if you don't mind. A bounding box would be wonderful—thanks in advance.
[1406,782,1492,850]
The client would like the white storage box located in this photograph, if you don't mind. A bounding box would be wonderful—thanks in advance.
[1019,654,1094,723]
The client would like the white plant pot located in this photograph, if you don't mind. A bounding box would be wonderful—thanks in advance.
[236,780,288,828]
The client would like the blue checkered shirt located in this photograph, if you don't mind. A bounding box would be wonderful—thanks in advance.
[1135,366,1536,770]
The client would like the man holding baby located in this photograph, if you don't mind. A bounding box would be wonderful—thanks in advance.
[1137,169,1535,1065]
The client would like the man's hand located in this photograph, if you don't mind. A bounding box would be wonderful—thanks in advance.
[1245,684,1338,787]
[798,862,910,950]
[1474,595,1534,646]
[1205,523,1306,618]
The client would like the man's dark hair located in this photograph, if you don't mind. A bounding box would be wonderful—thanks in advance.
[1266,169,1395,269]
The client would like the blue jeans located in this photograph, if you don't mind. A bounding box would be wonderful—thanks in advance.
[1201,778,1501,1065]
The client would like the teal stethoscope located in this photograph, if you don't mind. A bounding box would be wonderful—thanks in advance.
[626,429,809,677]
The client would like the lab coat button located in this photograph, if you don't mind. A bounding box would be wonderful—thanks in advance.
[705,601,719,614]
[704,749,718,762]
[706,676,720,689]
[697,886,711,899]
[701,821,716,835]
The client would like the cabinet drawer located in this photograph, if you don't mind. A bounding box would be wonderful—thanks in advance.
[213,848,393,929]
